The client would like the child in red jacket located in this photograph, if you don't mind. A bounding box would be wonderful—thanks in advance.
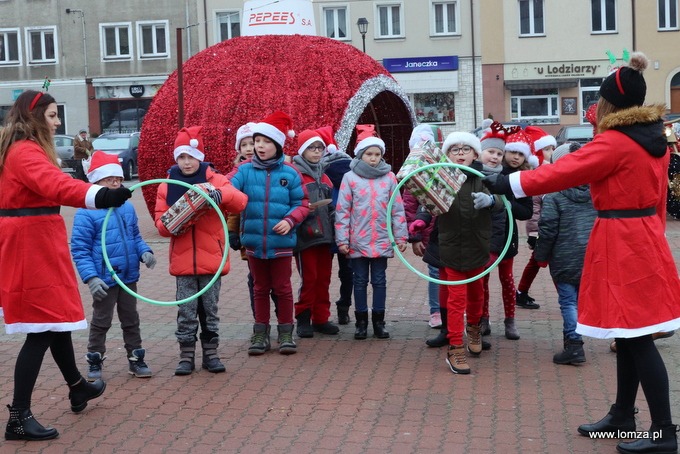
[154,126,247,375]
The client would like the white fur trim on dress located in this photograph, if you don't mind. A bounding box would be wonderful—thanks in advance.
[87,185,104,209]
[509,172,526,198]
[252,122,286,148]
[173,145,205,162]
[577,317,680,339]
[5,319,88,334]
[87,163,124,183]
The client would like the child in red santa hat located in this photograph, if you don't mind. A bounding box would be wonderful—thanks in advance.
[291,128,339,338]
[154,126,248,375]
[72,151,156,381]
[228,111,309,355]
[334,125,408,340]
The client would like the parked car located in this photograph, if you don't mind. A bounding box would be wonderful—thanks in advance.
[92,132,140,180]
[54,134,75,160]
[664,112,680,123]
[555,125,594,146]
[102,108,146,133]
[471,121,528,138]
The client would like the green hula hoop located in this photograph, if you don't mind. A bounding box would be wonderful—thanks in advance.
[101,178,229,305]
[387,162,514,285]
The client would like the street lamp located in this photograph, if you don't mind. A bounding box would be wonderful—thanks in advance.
[357,18,369,53]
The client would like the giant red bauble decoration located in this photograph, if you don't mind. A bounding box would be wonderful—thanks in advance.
[138,34,414,216]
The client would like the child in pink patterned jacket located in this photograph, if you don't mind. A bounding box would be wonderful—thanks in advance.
[334,125,408,340]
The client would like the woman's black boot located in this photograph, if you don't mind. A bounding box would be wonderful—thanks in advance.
[578,404,637,436]
[68,376,106,413]
[371,311,390,339]
[5,405,58,441]
[616,422,677,453]
[426,308,448,347]
[354,311,368,340]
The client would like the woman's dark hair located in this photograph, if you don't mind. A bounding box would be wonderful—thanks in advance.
[0,90,59,176]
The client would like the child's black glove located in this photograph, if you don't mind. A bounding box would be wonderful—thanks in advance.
[481,174,512,196]
[95,187,132,208]
[527,236,537,249]
[208,189,222,205]
[229,232,241,251]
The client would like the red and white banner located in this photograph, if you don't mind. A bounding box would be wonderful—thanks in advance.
[242,0,316,36]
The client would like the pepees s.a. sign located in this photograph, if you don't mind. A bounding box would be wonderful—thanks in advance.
[243,0,316,36]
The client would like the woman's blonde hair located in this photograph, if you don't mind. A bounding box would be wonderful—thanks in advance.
[596,97,619,134]
[0,90,59,177]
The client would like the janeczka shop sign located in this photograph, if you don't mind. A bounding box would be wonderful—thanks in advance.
[504,61,610,80]
[382,56,458,73]
[242,0,316,36]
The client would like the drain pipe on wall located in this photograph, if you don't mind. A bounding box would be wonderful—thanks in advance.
[470,0,478,129]
[65,9,88,79]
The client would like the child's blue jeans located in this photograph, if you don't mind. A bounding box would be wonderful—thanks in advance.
[351,257,388,313]
[555,281,581,340]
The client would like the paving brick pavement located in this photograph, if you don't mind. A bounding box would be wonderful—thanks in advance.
[0,178,678,453]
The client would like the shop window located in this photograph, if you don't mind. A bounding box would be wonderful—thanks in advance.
[100,100,152,134]
[659,0,678,30]
[100,23,132,60]
[413,93,455,123]
[591,0,617,33]
[0,29,20,65]
[580,78,603,124]
[510,89,559,124]
[323,6,348,39]
[137,21,169,59]
[26,27,56,64]
[432,1,459,35]
[216,11,241,41]
[377,3,403,38]
[518,0,545,36]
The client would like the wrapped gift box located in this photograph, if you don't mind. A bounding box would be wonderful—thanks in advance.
[396,140,467,216]
[160,182,216,235]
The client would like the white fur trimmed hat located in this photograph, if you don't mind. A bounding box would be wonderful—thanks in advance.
[235,122,256,152]
[354,124,385,159]
[252,111,295,149]
[296,129,326,156]
[505,129,539,168]
[442,131,482,157]
[525,125,556,162]
[173,126,205,162]
[86,150,124,183]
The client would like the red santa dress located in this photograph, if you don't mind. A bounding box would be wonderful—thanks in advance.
[0,140,99,334]
[508,105,680,339]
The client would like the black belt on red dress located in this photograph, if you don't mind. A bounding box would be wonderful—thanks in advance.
[597,207,656,219]
[0,206,60,217]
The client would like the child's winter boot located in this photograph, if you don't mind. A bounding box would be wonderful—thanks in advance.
[277,324,297,354]
[354,311,368,339]
[248,323,271,355]
[85,352,106,382]
[175,341,196,375]
[128,349,153,377]
[295,309,314,338]
[504,317,520,340]
[4,405,58,441]
[553,338,586,365]
[201,338,226,373]
[446,345,470,374]
[427,308,448,347]
[465,323,483,356]
[371,311,389,339]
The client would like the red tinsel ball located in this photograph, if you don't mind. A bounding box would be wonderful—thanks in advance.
[138,34,396,217]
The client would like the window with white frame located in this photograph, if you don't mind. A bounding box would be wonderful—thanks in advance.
[377,3,403,38]
[431,1,459,35]
[137,21,169,59]
[659,0,678,30]
[216,11,241,41]
[26,26,56,64]
[0,29,20,65]
[518,0,545,36]
[100,23,132,60]
[323,6,348,39]
[511,89,559,124]
[591,0,617,33]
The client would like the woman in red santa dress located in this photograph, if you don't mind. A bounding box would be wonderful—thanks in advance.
[483,52,680,454]
[0,90,131,441]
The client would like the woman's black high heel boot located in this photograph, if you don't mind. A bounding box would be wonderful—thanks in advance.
[68,376,106,413]
[4,405,58,441]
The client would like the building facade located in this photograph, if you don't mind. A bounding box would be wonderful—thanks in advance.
[1,0,679,138]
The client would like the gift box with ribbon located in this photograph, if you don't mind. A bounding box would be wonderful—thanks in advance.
[396,141,467,216]
[160,182,216,235]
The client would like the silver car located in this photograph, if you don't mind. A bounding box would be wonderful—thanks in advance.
[54,134,75,160]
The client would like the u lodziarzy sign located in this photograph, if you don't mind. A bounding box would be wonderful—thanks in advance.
[382,56,458,73]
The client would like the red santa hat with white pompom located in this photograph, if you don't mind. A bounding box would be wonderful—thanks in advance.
[252,111,295,149]
[505,129,539,168]
[173,126,205,162]
[315,126,339,154]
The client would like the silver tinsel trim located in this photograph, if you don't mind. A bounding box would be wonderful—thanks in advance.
[336,74,415,153]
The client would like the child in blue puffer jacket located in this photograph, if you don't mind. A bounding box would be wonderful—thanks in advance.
[228,111,309,356]
[71,151,156,381]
